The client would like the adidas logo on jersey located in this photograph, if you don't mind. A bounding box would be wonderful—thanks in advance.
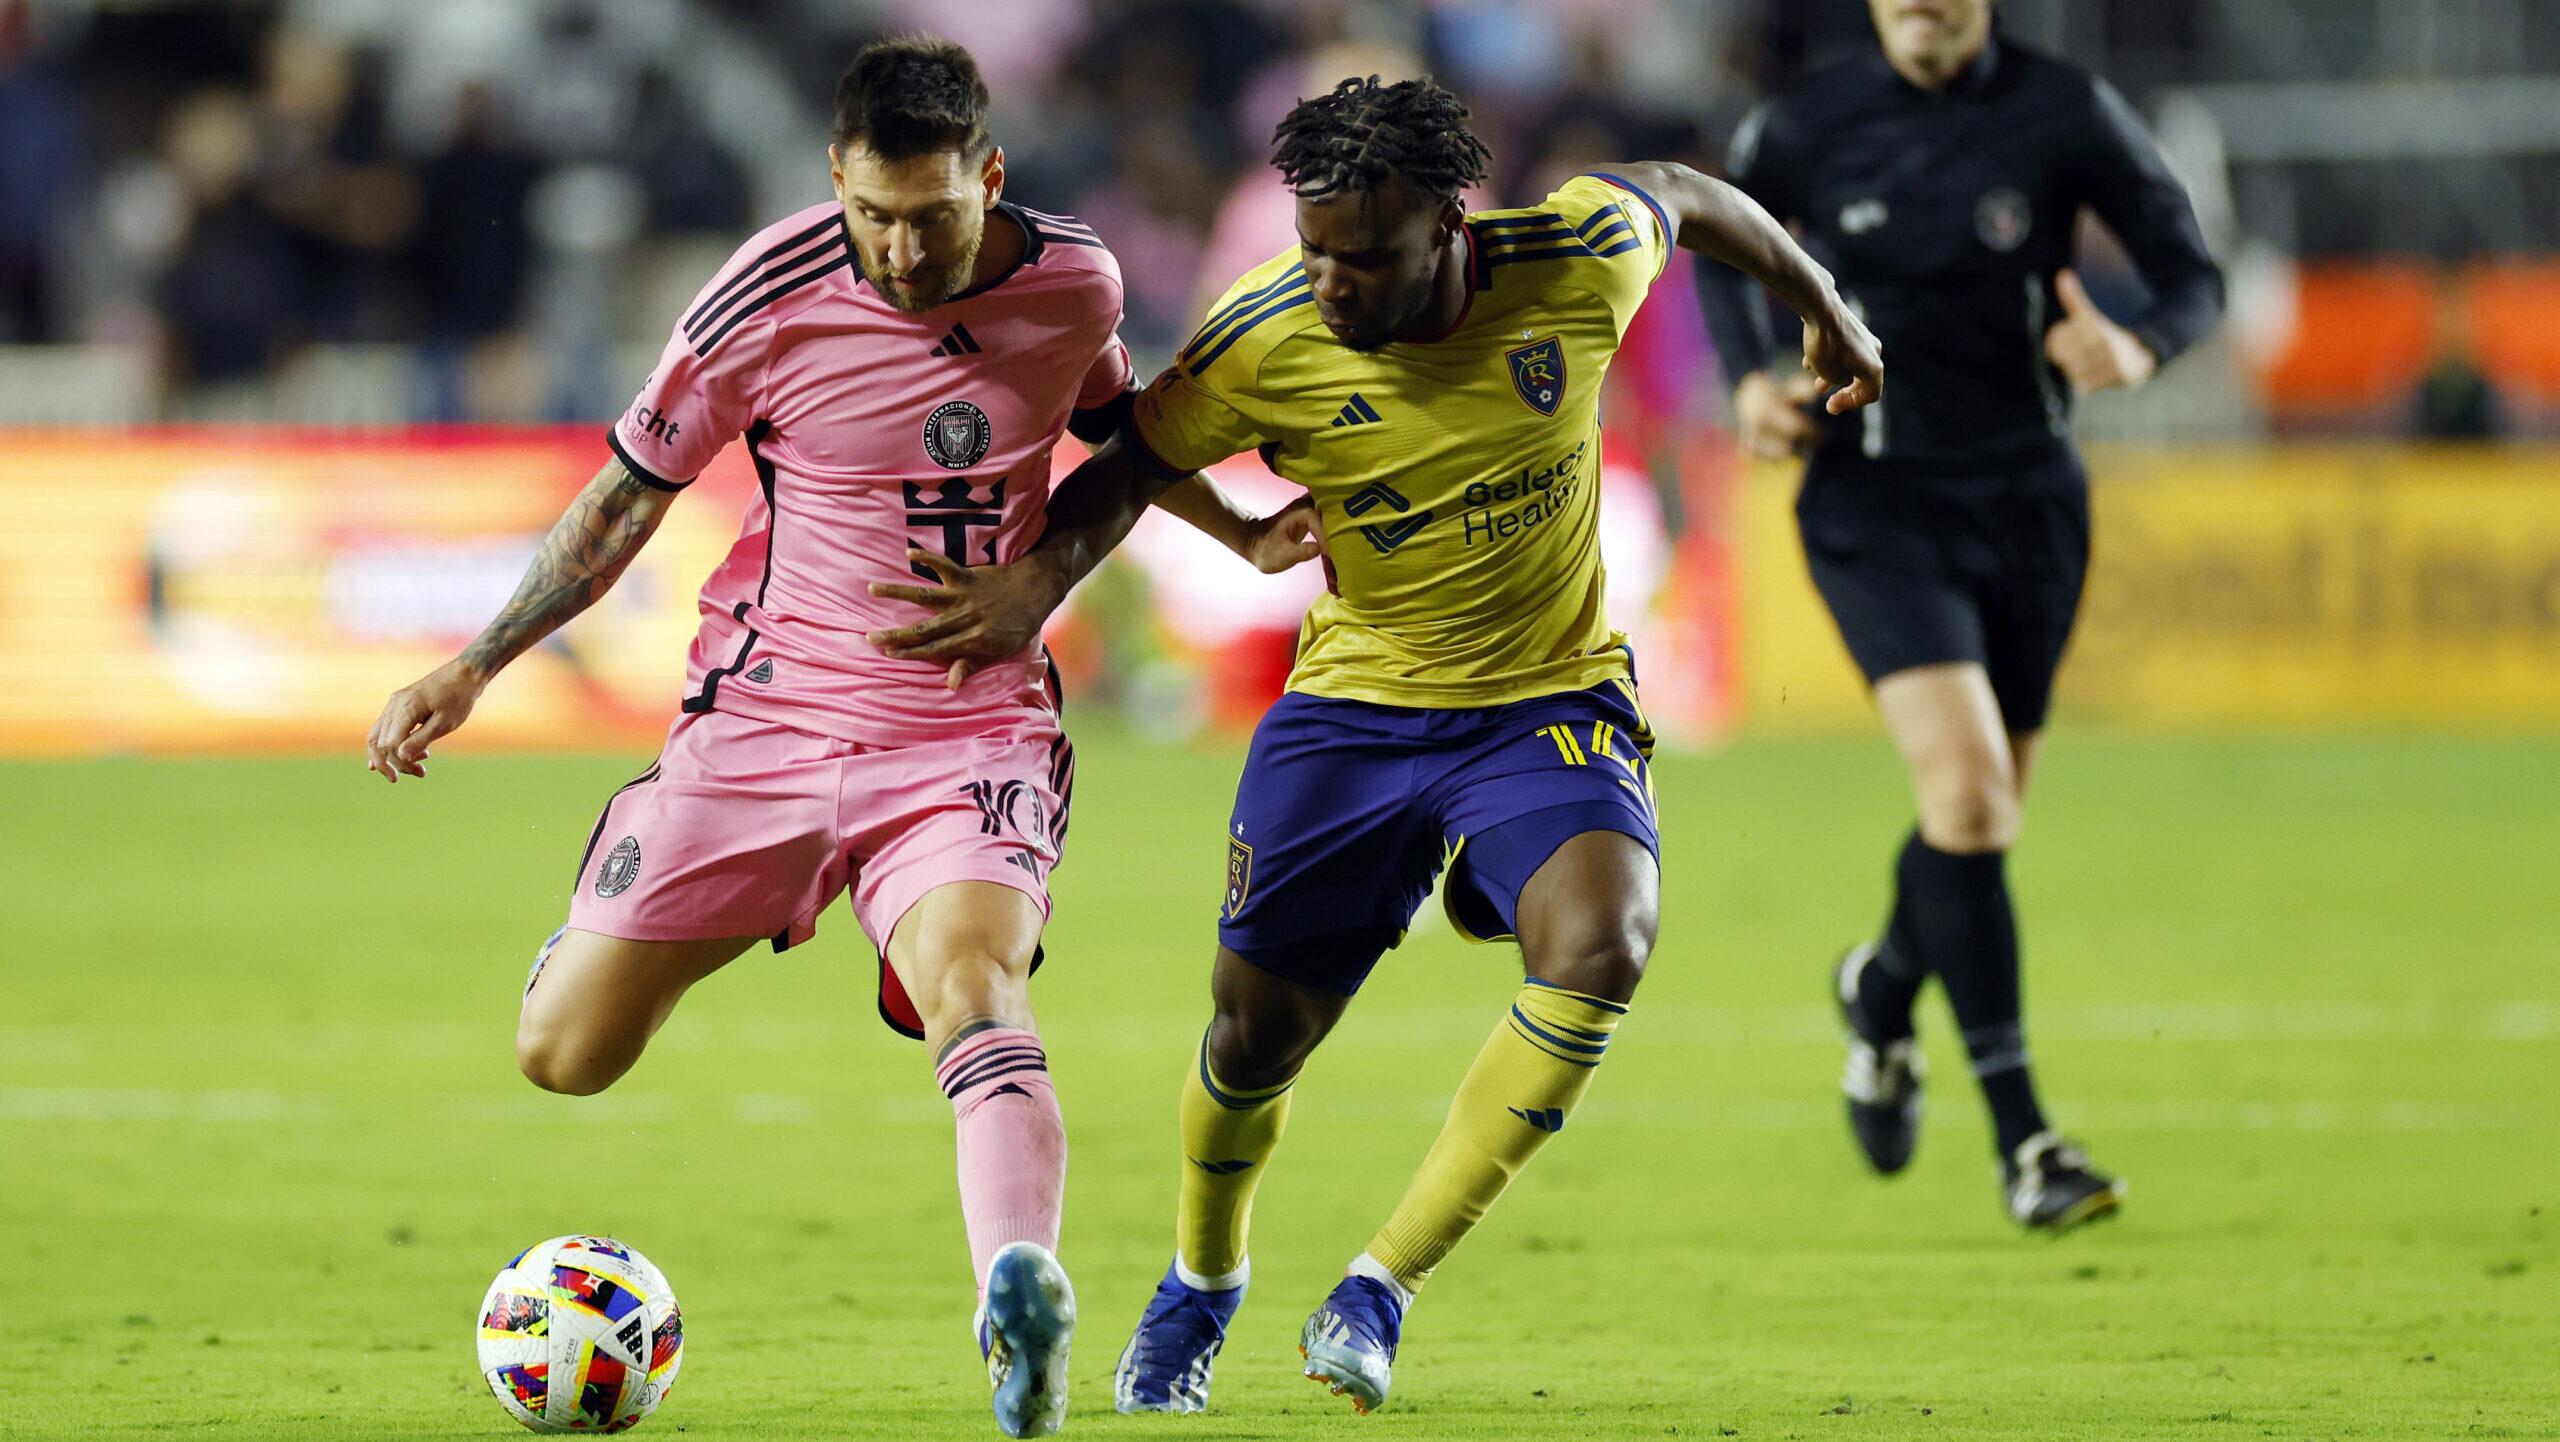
[1328,393,1383,428]
[929,323,983,357]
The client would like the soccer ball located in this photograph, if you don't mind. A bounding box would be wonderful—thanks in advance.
[477,1235,684,1433]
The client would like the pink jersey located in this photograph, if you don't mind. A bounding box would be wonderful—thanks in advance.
[608,200,1133,743]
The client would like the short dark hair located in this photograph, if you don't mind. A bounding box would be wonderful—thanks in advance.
[832,35,991,161]
[1270,76,1491,205]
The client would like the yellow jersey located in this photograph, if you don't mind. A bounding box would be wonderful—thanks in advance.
[1130,174,1672,709]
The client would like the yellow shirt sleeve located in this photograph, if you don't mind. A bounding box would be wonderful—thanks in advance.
[1129,363,1266,474]
[1544,173,1672,338]
[1128,253,1310,473]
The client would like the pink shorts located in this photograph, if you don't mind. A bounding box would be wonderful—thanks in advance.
[562,706,1072,1037]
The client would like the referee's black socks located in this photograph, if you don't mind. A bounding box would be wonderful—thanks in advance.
[1881,829,2050,1157]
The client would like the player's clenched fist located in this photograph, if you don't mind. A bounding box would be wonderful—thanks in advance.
[366,659,487,782]
[1803,300,1884,415]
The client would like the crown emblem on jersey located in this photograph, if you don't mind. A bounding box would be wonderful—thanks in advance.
[929,323,983,357]
[1328,393,1383,428]
[1343,481,1434,554]
[1507,336,1567,417]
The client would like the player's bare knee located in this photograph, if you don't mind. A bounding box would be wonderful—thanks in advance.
[1529,925,1651,1003]
[1204,1005,1319,1092]
[515,1026,621,1096]
[1920,782,2019,853]
[1916,756,2021,853]
[904,942,1035,1040]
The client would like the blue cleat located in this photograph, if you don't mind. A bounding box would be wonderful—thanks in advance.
[1113,1261,1246,1413]
[981,1241,1076,1437]
[1298,1274,1403,1415]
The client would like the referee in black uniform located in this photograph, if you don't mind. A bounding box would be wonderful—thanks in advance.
[1699,0,2223,1231]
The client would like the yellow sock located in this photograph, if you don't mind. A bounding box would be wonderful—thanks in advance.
[1366,979,1626,1292]
[1175,1033,1294,1283]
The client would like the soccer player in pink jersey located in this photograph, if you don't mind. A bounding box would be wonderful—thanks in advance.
[363,38,1312,1439]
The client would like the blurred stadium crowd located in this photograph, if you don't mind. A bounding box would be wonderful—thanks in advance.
[0,0,2556,436]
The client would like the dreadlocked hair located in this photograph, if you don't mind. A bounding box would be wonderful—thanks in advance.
[1270,75,1491,203]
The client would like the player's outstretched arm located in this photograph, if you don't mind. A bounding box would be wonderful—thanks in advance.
[1150,473,1321,575]
[364,457,675,783]
[1600,160,1883,414]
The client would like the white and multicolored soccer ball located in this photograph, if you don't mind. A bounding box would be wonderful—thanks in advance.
[477,1236,683,1434]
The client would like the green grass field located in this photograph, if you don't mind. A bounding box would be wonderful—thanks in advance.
[4,730,2556,1440]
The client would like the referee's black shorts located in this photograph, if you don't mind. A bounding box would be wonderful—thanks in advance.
[1794,446,2090,734]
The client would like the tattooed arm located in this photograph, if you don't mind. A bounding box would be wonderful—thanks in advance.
[365,458,677,782]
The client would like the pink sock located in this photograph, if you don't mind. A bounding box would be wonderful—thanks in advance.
[935,1026,1068,1298]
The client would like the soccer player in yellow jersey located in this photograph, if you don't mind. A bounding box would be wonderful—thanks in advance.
[873,76,1881,1416]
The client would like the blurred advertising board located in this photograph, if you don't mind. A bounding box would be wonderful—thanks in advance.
[1740,447,2560,731]
[0,427,1721,756]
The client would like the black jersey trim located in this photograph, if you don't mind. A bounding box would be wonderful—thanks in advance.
[680,620,761,715]
[605,428,691,491]
[681,214,840,334]
[689,251,850,356]
[1067,386,1136,445]
[683,229,846,346]
[743,420,780,608]
[573,761,663,887]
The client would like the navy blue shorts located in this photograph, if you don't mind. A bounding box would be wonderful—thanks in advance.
[1218,669,1662,996]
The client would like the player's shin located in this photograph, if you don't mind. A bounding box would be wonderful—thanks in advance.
[1176,1032,1294,1286]
[937,1027,1069,1300]
[1362,979,1625,1294]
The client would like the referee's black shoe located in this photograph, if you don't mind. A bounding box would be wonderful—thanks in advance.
[1833,942,1923,1175]
[2002,1131,2126,1233]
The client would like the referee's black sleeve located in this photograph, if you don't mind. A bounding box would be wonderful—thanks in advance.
[1696,104,1790,385]
[2078,78,2224,367]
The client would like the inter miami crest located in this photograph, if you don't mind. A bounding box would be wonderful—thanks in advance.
[1507,336,1567,416]
[923,399,992,470]
[594,836,641,898]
